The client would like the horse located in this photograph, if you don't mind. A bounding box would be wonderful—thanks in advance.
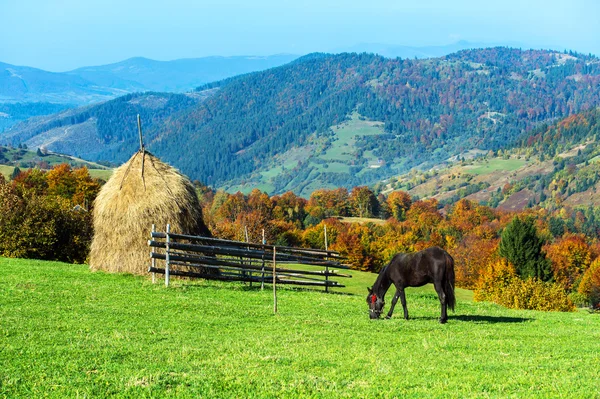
[366,246,455,323]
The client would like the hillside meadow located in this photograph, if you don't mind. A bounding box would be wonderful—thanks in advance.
[1,257,599,398]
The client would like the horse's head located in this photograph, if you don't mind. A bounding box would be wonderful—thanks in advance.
[366,287,384,319]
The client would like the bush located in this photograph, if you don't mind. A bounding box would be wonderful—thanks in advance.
[474,259,575,312]
[0,184,92,263]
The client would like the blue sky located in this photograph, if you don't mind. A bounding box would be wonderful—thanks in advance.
[1,0,598,71]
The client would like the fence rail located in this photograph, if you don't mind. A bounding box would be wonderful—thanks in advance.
[148,225,351,291]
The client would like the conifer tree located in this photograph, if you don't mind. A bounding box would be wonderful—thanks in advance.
[499,216,552,281]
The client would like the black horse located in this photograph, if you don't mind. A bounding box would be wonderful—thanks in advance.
[366,246,455,323]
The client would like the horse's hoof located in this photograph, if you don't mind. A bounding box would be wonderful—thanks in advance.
[439,318,447,324]
[385,315,391,319]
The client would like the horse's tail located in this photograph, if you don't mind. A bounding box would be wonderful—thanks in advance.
[444,252,456,312]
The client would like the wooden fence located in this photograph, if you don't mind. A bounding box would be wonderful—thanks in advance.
[148,225,351,291]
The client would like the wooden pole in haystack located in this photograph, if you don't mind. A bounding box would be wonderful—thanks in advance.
[273,246,277,313]
[137,114,146,189]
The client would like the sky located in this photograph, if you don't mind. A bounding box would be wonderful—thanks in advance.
[1,0,599,71]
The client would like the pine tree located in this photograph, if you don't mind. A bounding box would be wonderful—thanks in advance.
[10,166,21,180]
[499,216,552,281]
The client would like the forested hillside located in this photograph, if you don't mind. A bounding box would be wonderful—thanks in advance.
[3,48,600,195]
[384,108,600,212]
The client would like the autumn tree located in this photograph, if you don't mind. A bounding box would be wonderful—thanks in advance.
[452,235,499,289]
[405,199,443,241]
[72,167,101,207]
[349,186,379,218]
[387,191,412,221]
[578,259,600,308]
[12,168,48,196]
[545,234,591,291]
[271,191,306,225]
[216,192,248,223]
[247,189,273,220]
[46,164,77,199]
[449,199,496,234]
[333,223,379,271]
[306,188,349,220]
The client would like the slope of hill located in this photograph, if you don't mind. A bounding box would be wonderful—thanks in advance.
[0,102,71,132]
[3,48,600,195]
[0,145,111,180]
[0,92,204,162]
[384,108,600,212]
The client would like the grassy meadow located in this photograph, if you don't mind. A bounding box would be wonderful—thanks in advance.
[463,158,527,175]
[1,257,600,398]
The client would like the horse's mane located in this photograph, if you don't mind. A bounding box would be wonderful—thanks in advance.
[373,264,392,296]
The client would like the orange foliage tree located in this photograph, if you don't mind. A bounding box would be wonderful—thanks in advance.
[451,235,499,289]
[578,259,600,308]
[306,188,349,219]
[349,186,379,218]
[386,191,412,221]
[545,234,591,291]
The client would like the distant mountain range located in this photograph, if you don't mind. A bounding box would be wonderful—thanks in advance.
[0,54,299,105]
[0,54,299,132]
[332,40,557,59]
[3,47,599,196]
[65,54,301,93]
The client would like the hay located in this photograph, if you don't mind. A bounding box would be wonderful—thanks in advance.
[89,151,211,274]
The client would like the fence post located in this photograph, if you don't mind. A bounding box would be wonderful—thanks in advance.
[324,224,329,293]
[261,228,266,290]
[245,226,251,287]
[165,224,171,287]
[151,224,156,284]
[273,246,277,313]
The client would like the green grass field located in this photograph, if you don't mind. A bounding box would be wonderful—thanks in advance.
[88,168,113,181]
[0,165,13,179]
[320,113,384,163]
[464,159,526,175]
[1,257,599,398]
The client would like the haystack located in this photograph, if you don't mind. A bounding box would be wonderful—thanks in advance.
[89,150,211,274]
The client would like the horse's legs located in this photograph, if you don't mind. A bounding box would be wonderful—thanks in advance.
[385,289,400,319]
[385,286,408,320]
[399,287,409,320]
[434,280,447,324]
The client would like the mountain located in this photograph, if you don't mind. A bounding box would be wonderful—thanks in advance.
[0,61,129,104]
[0,55,300,104]
[67,55,300,93]
[332,40,542,59]
[0,54,299,131]
[3,48,600,196]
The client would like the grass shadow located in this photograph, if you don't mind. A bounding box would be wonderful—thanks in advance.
[451,315,533,324]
